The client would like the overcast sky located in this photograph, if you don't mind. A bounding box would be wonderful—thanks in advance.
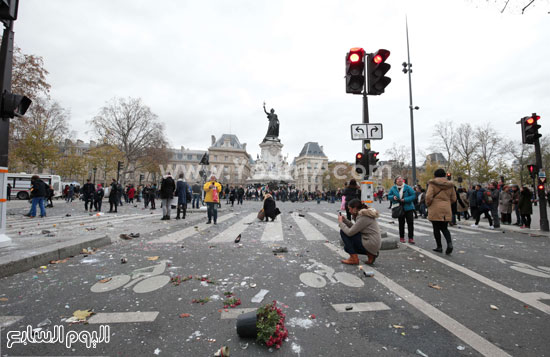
[14,0,550,163]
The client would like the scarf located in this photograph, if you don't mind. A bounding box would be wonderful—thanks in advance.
[396,184,404,199]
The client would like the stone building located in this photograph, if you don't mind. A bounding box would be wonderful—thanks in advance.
[207,134,252,187]
[293,142,328,192]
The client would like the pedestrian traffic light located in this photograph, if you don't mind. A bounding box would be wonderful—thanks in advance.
[446,172,452,181]
[355,152,364,174]
[345,47,365,94]
[527,164,538,179]
[1,92,31,118]
[522,115,541,144]
[367,49,391,95]
[368,151,379,173]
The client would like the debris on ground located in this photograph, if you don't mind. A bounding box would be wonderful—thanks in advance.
[41,230,51,234]
[98,277,112,283]
[251,289,269,303]
[147,256,159,261]
[37,318,51,327]
[65,309,94,324]
[234,234,241,243]
[416,349,429,357]
[214,346,229,357]
[119,234,132,240]
[298,214,305,217]
[392,324,404,329]
[121,258,128,264]
[86,227,97,231]
[457,345,465,351]
[170,275,193,286]
[428,283,442,290]
[179,313,191,318]
[490,304,499,310]
[223,297,242,308]
[272,246,288,253]
[192,297,211,305]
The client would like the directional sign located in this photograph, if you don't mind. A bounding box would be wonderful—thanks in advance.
[351,123,383,140]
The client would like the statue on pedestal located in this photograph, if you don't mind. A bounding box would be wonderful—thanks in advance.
[263,101,280,142]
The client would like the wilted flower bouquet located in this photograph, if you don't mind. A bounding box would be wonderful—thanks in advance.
[256,300,288,349]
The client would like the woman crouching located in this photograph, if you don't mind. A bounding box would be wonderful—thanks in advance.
[338,198,382,265]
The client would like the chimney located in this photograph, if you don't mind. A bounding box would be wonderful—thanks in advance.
[243,143,247,151]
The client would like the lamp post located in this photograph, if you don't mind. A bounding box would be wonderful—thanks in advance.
[403,17,419,186]
[93,167,97,185]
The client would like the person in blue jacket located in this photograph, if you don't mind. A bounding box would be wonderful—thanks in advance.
[175,173,189,220]
[388,176,416,244]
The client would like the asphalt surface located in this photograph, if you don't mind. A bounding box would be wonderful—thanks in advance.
[0,199,549,356]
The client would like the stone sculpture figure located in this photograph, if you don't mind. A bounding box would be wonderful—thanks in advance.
[263,102,280,141]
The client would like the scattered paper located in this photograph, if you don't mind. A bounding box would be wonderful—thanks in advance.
[428,283,442,290]
[490,305,499,310]
[147,256,159,261]
[392,324,404,329]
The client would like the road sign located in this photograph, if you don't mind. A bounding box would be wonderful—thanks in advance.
[351,123,383,140]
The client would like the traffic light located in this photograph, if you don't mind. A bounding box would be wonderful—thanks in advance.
[527,164,538,179]
[446,172,452,181]
[1,92,31,118]
[522,115,541,144]
[345,47,365,94]
[355,152,365,174]
[368,151,379,173]
[537,179,545,193]
[367,49,391,95]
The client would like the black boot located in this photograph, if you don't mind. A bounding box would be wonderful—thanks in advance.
[445,245,453,255]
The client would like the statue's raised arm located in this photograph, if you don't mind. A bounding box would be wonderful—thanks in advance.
[263,101,269,116]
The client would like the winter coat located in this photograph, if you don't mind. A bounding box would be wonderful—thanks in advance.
[82,183,95,198]
[175,180,189,205]
[109,182,118,202]
[94,188,104,201]
[476,189,491,211]
[490,188,500,211]
[128,187,136,199]
[159,175,176,199]
[263,196,279,219]
[343,186,361,207]
[457,192,469,213]
[203,180,222,203]
[426,178,457,222]
[518,190,533,215]
[468,189,477,208]
[191,184,201,194]
[339,207,382,255]
[388,184,416,212]
[499,190,513,214]
[30,179,47,198]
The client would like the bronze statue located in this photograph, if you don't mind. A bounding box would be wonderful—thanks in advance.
[263,101,279,141]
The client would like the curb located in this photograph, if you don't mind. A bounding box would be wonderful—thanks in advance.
[0,235,112,279]
[455,222,550,238]
[380,236,399,250]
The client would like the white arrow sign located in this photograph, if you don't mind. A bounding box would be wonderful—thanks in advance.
[350,123,383,140]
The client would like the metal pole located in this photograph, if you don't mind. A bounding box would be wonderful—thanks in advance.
[0,18,14,247]
[362,52,370,181]
[406,18,417,186]
[533,113,549,231]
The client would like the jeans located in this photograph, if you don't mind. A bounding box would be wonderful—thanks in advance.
[431,221,452,248]
[514,205,521,224]
[340,230,367,255]
[30,197,46,217]
[238,195,243,205]
[398,210,415,239]
[161,198,173,217]
[192,193,200,209]
[206,202,218,223]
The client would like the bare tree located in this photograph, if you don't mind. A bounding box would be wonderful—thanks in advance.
[89,97,168,183]
[473,124,502,183]
[453,123,478,187]
[431,120,455,171]
[385,143,411,180]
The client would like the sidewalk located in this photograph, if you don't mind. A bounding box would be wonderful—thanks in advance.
[455,218,550,238]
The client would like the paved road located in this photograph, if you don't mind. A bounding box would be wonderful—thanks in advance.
[1,200,549,356]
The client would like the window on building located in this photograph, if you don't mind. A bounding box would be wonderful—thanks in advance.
[177,154,183,160]
[214,155,218,161]
[225,156,229,161]
[187,154,193,160]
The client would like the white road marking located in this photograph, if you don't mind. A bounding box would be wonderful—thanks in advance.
[290,213,326,241]
[376,221,429,237]
[309,212,339,232]
[220,308,257,319]
[322,242,512,357]
[331,302,390,313]
[149,213,235,243]
[261,217,284,242]
[209,213,256,243]
[88,311,159,324]
[379,212,495,234]
[403,244,550,315]
[377,213,481,235]
[0,316,24,328]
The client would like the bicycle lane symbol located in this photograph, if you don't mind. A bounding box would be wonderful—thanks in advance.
[485,255,550,278]
[91,260,171,294]
[299,259,364,288]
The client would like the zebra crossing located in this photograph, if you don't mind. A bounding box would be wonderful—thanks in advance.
[145,207,499,246]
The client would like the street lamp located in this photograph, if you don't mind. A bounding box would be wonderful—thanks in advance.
[93,167,97,185]
[403,17,418,186]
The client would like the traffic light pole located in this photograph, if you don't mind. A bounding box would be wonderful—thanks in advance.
[405,19,417,186]
[533,131,549,231]
[0,18,15,247]
[362,53,370,181]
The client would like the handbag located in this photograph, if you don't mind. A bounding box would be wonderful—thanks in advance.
[392,204,404,219]
[257,209,265,220]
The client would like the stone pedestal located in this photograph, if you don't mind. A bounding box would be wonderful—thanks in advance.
[248,139,294,184]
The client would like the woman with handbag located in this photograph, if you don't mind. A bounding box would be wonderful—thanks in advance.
[388,176,416,244]
[426,169,457,255]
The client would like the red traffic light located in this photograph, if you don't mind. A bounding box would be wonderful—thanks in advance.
[528,165,535,173]
[348,48,364,63]
[446,173,451,177]
[373,54,383,64]
[538,184,545,191]
[349,53,361,63]
[526,117,535,125]
[356,152,363,160]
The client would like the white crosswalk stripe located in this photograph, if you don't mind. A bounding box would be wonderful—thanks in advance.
[290,212,326,241]
[209,212,257,243]
[378,212,491,234]
[261,217,284,242]
[309,212,339,232]
[321,212,428,237]
[150,213,236,244]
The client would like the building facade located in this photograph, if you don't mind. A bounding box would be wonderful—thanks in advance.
[207,134,252,187]
[293,142,328,192]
